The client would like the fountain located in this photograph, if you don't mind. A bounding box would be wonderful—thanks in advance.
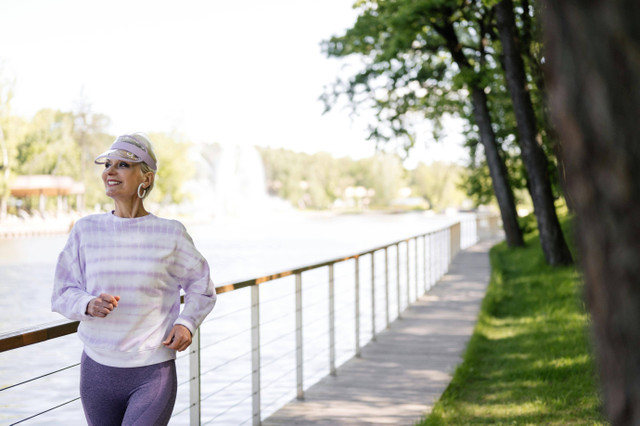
[183,142,289,220]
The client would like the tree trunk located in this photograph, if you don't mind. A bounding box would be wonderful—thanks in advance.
[543,0,640,422]
[435,20,524,247]
[495,0,572,265]
[470,87,524,247]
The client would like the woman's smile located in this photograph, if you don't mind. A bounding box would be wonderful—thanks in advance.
[102,160,142,198]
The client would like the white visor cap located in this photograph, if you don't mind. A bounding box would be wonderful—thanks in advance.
[94,134,157,171]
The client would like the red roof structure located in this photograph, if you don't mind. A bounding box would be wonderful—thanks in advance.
[10,175,85,197]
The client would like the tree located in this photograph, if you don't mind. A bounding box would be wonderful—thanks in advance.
[542,0,640,422]
[353,153,407,207]
[72,92,111,211]
[494,0,573,265]
[324,0,524,247]
[0,67,18,219]
[258,147,309,207]
[147,132,195,206]
[16,109,79,177]
[412,161,466,211]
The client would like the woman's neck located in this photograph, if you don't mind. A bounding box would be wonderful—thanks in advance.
[112,198,149,218]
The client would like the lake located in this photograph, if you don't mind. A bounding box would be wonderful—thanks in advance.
[0,210,462,425]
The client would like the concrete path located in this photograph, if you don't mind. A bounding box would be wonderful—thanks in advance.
[262,239,496,426]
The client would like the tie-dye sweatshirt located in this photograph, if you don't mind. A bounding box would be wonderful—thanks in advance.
[51,212,217,368]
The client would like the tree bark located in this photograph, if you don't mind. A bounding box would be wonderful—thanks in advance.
[543,0,640,422]
[470,87,524,247]
[435,19,524,247]
[495,0,572,265]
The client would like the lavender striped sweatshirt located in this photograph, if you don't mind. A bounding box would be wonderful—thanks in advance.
[51,212,217,368]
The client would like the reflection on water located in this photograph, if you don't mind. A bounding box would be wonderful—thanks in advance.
[0,211,460,425]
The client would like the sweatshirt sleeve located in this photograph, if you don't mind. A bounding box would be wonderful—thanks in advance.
[51,224,95,321]
[171,223,217,334]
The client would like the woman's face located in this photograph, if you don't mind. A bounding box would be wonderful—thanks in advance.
[101,159,145,201]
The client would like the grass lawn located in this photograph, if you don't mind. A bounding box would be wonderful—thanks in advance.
[418,218,607,425]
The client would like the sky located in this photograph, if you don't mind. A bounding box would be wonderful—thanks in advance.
[0,0,467,166]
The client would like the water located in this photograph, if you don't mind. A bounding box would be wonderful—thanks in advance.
[0,210,461,425]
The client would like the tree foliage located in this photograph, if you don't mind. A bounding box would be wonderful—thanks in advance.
[324,0,548,168]
[323,0,526,247]
[147,132,195,206]
[258,146,467,210]
[411,161,467,211]
[0,95,200,216]
[16,109,78,176]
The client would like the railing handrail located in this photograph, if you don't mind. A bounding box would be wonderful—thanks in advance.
[0,223,459,353]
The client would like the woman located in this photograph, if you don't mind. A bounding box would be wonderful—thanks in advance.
[51,133,216,425]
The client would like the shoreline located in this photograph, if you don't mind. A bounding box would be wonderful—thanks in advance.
[0,216,76,239]
[0,208,465,240]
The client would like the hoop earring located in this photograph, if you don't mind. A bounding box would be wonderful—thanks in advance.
[137,183,147,199]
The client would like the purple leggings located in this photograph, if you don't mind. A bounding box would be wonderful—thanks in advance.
[80,352,177,426]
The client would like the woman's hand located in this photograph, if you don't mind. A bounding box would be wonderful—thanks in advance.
[162,325,192,351]
[86,293,120,317]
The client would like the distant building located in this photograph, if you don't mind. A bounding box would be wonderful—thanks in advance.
[9,175,85,215]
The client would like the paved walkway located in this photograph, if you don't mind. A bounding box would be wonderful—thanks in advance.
[262,239,497,425]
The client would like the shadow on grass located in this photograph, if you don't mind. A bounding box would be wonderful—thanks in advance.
[418,215,606,425]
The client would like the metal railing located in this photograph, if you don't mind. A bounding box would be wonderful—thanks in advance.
[0,213,500,425]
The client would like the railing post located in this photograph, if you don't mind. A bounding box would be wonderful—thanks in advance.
[396,243,401,319]
[329,264,336,376]
[453,222,460,259]
[295,272,304,400]
[414,237,418,300]
[406,240,410,306]
[447,227,452,269]
[384,247,390,328]
[423,235,427,293]
[449,224,454,263]
[430,233,435,288]
[446,229,450,271]
[189,327,201,426]
[371,251,376,341]
[439,229,447,278]
[355,256,361,357]
[435,231,440,281]
[439,231,444,279]
[251,285,261,426]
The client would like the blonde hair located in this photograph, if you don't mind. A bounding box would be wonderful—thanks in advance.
[129,133,157,197]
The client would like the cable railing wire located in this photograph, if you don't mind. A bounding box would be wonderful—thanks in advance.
[261,365,297,391]
[260,329,296,349]
[198,328,251,352]
[261,387,296,413]
[10,397,81,425]
[257,291,295,307]
[303,311,331,328]
[199,349,252,379]
[177,374,197,388]
[304,345,329,364]
[260,311,295,328]
[201,393,253,425]
[302,295,331,311]
[0,362,80,392]
[204,305,251,322]
[304,329,330,346]
[260,346,298,370]
[170,402,194,418]
[201,370,253,403]
[176,345,199,361]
